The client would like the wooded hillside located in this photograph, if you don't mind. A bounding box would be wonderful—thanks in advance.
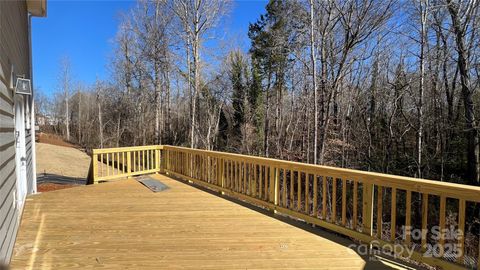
[36,0,480,185]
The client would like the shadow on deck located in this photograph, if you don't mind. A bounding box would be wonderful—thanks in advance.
[11,174,418,269]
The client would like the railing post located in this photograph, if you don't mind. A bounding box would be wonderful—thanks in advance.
[126,151,132,178]
[275,167,279,206]
[158,147,165,174]
[92,153,98,184]
[269,166,275,204]
[220,158,225,189]
[362,182,374,237]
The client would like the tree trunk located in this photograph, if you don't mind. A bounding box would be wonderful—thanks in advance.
[447,0,479,185]
[97,94,103,148]
[65,84,70,141]
[309,0,318,164]
[77,89,81,144]
[417,0,428,178]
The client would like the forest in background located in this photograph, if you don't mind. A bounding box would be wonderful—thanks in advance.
[35,0,480,186]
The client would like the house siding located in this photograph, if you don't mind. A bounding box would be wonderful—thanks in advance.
[26,130,34,193]
[0,0,32,264]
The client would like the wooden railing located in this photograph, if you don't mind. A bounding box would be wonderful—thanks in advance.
[90,145,480,269]
[91,145,162,183]
[162,145,480,270]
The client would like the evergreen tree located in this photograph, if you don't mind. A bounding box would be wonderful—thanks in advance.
[229,51,247,138]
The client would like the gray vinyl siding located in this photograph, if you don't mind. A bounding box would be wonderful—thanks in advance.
[0,0,31,264]
[25,130,34,193]
[0,85,18,264]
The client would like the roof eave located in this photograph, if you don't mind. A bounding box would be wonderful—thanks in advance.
[27,0,47,17]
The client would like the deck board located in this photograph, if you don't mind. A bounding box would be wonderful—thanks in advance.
[11,174,411,269]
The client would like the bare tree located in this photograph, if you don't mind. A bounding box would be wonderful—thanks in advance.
[446,0,479,184]
[172,0,230,148]
[415,0,430,178]
[309,0,318,164]
[58,57,72,141]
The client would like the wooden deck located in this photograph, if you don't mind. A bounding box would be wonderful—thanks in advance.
[11,174,414,269]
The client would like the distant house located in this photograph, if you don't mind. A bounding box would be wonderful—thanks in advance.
[0,0,47,264]
[36,113,54,126]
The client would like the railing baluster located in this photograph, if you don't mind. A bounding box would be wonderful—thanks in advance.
[206,154,209,181]
[245,162,249,194]
[232,160,235,190]
[274,167,279,206]
[265,166,269,199]
[421,193,428,251]
[362,182,374,236]
[240,161,243,191]
[405,190,412,245]
[145,150,148,171]
[231,160,235,189]
[322,176,327,220]
[313,174,318,217]
[236,161,240,191]
[236,161,239,191]
[121,152,124,174]
[127,151,131,176]
[116,152,119,175]
[305,173,310,214]
[132,151,135,172]
[198,154,201,180]
[138,150,141,172]
[225,160,229,188]
[297,171,301,211]
[92,153,98,184]
[439,195,446,257]
[112,152,115,175]
[100,153,104,178]
[258,165,263,199]
[205,154,208,181]
[391,187,397,242]
[243,162,247,194]
[203,154,210,183]
[221,158,225,188]
[150,149,153,170]
[282,168,287,207]
[353,180,358,229]
[342,178,347,226]
[377,185,383,239]
[203,154,206,181]
[290,170,294,209]
[207,154,209,180]
[457,198,465,264]
[106,153,110,176]
[252,164,257,197]
[332,177,337,223]
[216,157,220,186]
[269,166,275,203]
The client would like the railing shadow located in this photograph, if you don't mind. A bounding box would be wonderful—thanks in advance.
[37,173,86,185]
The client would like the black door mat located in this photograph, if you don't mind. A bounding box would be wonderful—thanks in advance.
[137,176,169,192]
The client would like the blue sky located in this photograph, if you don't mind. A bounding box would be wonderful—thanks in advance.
[32,0,267,96]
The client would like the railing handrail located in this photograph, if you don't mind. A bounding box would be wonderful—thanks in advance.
[93,145,162,154]
[162,145,480,202]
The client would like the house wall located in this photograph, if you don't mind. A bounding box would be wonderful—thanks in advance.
[0,1,33,264]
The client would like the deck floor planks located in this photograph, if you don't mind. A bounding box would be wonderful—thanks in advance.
[11,174,409,269]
